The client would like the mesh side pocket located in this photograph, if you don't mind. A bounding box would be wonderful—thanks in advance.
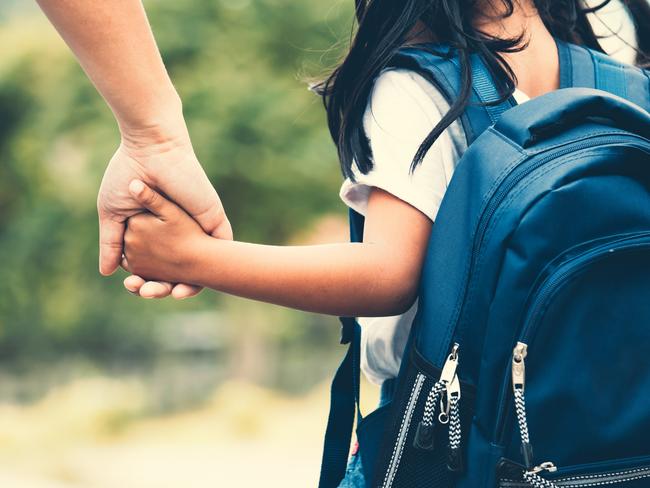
[370,352,475,488]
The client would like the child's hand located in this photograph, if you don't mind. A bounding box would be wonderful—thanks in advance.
[123,180,209,287]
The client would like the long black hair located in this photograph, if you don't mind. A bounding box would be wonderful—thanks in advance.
[316,0,650,179]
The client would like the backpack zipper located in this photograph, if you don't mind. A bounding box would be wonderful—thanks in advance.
[494,232,650,484]
[499,461,650,487]
[446,373,464,472]
[413,343,460,451]
[511,342,559,488]
[381,372,427,488]
[435,134,649,365]
[381,344,460,487]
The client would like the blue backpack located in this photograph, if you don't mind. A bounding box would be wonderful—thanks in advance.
[319,40,650,488]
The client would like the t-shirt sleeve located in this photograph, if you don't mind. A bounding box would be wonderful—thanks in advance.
[339,69,465,222]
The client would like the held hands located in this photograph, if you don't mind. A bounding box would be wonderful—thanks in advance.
[98,130,232,298]
[123,180,208,286]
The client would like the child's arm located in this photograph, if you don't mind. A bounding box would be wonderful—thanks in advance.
[123,180,432,317]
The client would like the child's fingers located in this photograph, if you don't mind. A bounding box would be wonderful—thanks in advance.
[171,283,203,299]
[129,179,178,219]
[124,274,145,294]
[139,280,174,299]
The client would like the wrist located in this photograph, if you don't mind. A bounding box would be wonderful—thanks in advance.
[118,92,190,155]
[185,234,219,286]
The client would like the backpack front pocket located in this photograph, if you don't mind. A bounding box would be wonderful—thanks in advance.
[494,232,650,486]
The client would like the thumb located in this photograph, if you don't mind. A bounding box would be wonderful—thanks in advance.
[99,217,126,276]
[188,194,233,240]
[210,216,233,240]
[129,179,177,218]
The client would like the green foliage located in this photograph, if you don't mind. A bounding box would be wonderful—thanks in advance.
[0,0,352,361]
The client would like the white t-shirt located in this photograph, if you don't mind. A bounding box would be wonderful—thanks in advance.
[339,68,530,385]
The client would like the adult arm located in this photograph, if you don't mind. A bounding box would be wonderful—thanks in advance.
[36,0,182,138]
[36,0,232,298]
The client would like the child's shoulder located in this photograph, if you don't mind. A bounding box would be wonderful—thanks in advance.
[365,68,451,129]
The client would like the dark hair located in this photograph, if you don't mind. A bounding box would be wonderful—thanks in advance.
[315,0,650,179]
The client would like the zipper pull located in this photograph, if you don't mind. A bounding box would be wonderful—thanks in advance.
[512,342,534,469]
[413,419,436,451]
[446,374,463,472]
[524,463,559,488]
[413,380,445,450]
[413,343,459,450]
[438,344,460,425]
[511,343,560,487]
[497,459,558,488]
[440,343,460,384]
[512,342,527,393]
[529,462,557,475]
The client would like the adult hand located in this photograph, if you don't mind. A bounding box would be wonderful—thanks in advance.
[98,125,232,299]
[123,180,210,285]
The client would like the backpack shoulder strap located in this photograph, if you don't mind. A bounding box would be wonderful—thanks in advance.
[392,42,650,146]
[318,315,362,488]
[558,41,650,112]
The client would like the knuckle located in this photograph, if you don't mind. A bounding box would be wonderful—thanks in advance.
[100,238,123,249]
[145,191,158,206]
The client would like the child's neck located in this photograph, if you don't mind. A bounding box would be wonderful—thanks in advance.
[474,0,560,97]
[409,0,560,98]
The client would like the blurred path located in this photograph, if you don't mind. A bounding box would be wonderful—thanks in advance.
[0,378,380,487]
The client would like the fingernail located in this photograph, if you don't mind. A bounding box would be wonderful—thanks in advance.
[129,179,145,195]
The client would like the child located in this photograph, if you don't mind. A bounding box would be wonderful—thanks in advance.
[122,0,647,485]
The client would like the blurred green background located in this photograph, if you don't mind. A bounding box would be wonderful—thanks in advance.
[0,1,376,486]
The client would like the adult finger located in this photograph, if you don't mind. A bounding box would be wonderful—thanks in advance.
[128,179,179,219]
[171,283,203,299]
[139,280,174,298]
[211,215,233,240]
[99,217,126,276]
[193,202,234,240]
[153,159,232,239]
